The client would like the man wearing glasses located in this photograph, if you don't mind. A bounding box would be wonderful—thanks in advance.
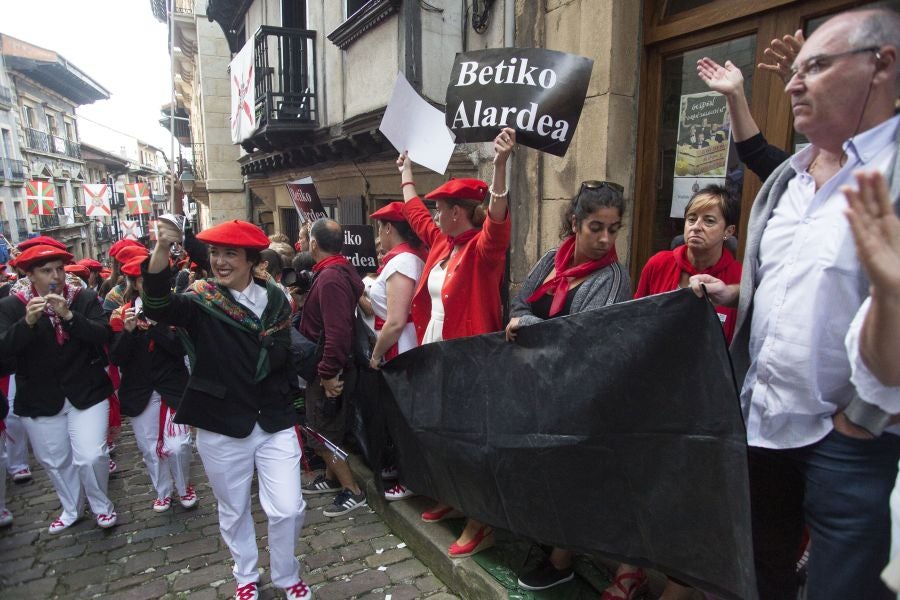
[692,6,900,599]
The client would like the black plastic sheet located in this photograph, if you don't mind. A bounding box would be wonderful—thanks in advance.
[375,290,756,600]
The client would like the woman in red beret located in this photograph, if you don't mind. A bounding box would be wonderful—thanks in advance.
[365,202,428,502]
[506,181,632,593]
[395,127,515,558]
[0,245,117,534]
[108,256,197,514]
[142,220,310,600]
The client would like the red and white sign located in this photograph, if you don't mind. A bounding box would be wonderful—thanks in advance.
[83,184,112,217]
[229,40,256,144]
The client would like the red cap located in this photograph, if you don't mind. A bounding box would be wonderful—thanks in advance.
[14,245,74,272]
[115,245,150,265]
[17,235,68,251]
[424,178,488,203]
[121,256,147,277]
[77,258,104,271]
[108,239,145,258]
[100,268,112,279]
[196,220,269,251]
[64,264,91,279]
[370,202,408,223]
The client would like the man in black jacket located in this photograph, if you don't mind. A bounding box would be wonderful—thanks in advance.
[0,244,116,534]
[143,220,310,600]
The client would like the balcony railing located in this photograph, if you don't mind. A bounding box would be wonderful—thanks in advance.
[192,142,206,180]
[0,86,12,105]
[16,218,28,239]
[39,212,61,229]
[23,128,81,159]
[254,26,318,131]
[174,0,193,15]
[7,158,26,180]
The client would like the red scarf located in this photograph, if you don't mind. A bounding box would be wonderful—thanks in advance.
[441,228,479,260]
[526,235,618,317]
[15,282,82,345]
[312,254,350,273]
[672,245,732,278]
[377,242,428,275]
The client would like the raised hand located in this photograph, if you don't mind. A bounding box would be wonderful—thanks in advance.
[493,127,516,165]
[43,294,73,320]
[758,29,805,83]
[25,297,46,326]
[843,170,900,294]
[122,307,138,332]
[697,58,744,97]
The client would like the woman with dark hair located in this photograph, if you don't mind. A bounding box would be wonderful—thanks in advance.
[602,184,741,600]
[395,127,514,558]
[109,255,197,514]
[143,220,310,600]
[510,181,631,592]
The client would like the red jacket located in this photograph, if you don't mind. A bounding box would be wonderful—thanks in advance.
[635,247,742,344]
[403,197,510,343]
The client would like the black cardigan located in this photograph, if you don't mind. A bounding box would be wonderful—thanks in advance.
[0,290,112,417]
[108,314,189,417]
[140,269,297,438]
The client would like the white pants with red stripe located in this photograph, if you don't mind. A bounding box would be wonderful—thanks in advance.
[196,424,305,587]
[23,399,113,523]
[4,375,30,475]
[130,392,193,501]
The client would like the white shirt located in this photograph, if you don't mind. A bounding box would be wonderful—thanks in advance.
[844,297,900,435]
[743,114,899,449]
[228,280,268,319]
[367,252,424,355]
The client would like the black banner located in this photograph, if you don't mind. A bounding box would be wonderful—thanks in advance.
[342,224,378,274]
[372,290,755,600]
[286,178,327,223]
[445,48,594,157]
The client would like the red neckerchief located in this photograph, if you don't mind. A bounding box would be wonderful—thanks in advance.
[672,244,733,278]
[441,228,479,261]
[312,254,350,273]
[526,235,618,317]
[15,282,82,345]
[377,242,428,275]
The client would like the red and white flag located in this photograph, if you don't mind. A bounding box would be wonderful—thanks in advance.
[229,40,256,143]
[26,180,56,216]
[124,183,151,215]
[148,219,159,241]
[83,184,111,217]
[122,220,141,240]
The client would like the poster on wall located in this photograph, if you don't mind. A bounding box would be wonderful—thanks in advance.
[445,48,594,157]
[341,224,378,274]
[671,92,731,218]
[285,177,327,223]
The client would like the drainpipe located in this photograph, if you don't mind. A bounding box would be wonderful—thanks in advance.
[505,0,515,47]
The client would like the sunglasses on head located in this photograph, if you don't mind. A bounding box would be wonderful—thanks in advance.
[579,180,624,195]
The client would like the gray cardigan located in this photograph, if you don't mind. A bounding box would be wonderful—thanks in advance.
[730,121,900,434]
[510,247,631,327]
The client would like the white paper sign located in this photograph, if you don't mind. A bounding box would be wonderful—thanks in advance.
[379,72,455,175]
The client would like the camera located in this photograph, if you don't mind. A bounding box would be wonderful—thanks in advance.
[282,268,316,294]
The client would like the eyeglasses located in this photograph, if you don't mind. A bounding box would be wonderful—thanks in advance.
[579,180,624,195]
[788,46,880,81]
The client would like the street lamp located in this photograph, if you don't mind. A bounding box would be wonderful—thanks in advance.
[179,165,197,230]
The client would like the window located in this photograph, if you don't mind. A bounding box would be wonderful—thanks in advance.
[46,113,58,137]
[0,129,10,159]
[65,121,75,141]
[22,105,35,128]
[345,0,368,19]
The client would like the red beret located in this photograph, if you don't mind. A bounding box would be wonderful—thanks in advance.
[17,235,68,251]
[115,245,150,265]
[370,202,408,223]
[64,264,91,279]
[424,178,488,203]
[100,269,112,279]
[121,256,147,277]
[109,239,145,258]
[196,220,269,251]
[14,245,74,272]
[77,258,104,271]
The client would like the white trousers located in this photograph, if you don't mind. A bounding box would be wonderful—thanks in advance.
[196,425,305,587]
[0,430,7,513]
[130,392,193,501]
[4,375,29,474]
[23,399,113,523]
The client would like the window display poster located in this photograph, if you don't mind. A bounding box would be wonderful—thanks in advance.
[671,92,730,218]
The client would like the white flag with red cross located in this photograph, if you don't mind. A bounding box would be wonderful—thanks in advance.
[83,184,111,217]
[122,220,141,240]
[229,40,256,143]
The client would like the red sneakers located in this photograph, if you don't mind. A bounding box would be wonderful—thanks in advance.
[235,581,259,600]
[179,485,198,509]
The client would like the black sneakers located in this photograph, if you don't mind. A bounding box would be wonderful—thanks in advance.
[323,489,367,517]
[302,474,340,495]
[517,557,575,591]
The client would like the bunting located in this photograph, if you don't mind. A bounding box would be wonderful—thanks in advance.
[124,183,151,215]
[26,180,56,216]
[83,184,111,217]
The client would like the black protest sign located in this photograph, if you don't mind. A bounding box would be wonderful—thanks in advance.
[342,225,378,274]
[286,178,327,223]
[445,48,594,157]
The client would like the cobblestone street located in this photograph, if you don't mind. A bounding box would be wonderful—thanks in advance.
[0,422,459,599]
